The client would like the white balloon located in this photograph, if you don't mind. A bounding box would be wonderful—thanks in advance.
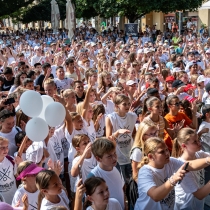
[25,117,49,142]
[19,90,43,117]
[45,102,66,127]
[38,95,54,120]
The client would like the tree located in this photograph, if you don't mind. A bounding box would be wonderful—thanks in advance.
[0,0,34,18]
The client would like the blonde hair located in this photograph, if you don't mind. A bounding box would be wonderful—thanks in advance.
[138,137,164,170]
[133,122,158,149]
[172,128,195,158]
[205,69,210,77]
[76,102,84,115]
[44,78,56,87]
[0,136,9,144]
[190,74,199,84]
[62,89,75,98]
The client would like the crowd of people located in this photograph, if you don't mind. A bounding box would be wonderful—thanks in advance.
[1,20,210,210]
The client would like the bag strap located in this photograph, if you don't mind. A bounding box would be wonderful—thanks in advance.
[15,126,20,133]
[130,147,142,156]
[6,155,15,167]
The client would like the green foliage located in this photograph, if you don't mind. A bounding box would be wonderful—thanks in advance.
[0,0,34,18]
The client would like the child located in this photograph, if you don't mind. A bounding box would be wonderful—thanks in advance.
[165,95,197,129]
[131,122,158,180]
[54,66,74,94]
[92,104,105,137]
[44,79,57,98]
[127,67,138,83]
[88,138,125,209]
[134,137,210,210]
[14,133,32,161]
[36,169,69,210]
[106,94,136,183]
[84,69,98,90]
[98,71,113,97]
[84,177,122,210]
[71,134,97,192]
[62,89,77,112]
[76,83,96,143]
[12,161,44,210]
[172,128,210,210]
[0,137,17,204]
[101,87,122,114]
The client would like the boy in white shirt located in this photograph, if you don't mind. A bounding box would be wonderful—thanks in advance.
[87,138,125,209]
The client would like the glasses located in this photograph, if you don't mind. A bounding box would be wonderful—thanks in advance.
[170,102,181,107]
[0,146,8,151]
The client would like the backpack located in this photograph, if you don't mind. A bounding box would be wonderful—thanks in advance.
[126,147,141,208]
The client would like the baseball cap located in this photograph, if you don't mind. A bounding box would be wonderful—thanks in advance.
[144,48,150,54]
[16,163,44,180]
[34,46,41,50]
[197,75,206,84]
[91,42,97,47]
[205,82,210,93]
[126,80,137,86]
[114,60,121,65]
[172,80,185,88]
[137,49,144,54]
[147,88,158,95]
[165,76,175,82]
[184,84,196,92]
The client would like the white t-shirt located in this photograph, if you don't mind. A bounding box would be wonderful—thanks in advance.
[31,55,46,66]
[0,126,21,156]
[108,112,137,165]
[89,165,125,209]
[83,119,96,143]
[65,127,88,163]
[174,151,209,210]
[135,157,184,210]
[12,186,39,210]
[72,154,97,192]
[130,147,143,163]
[54,77,74,93]
[40,189,69,210]
[96,115,106,137]
[104,100,115,115]
[86,198,122,210]
[0,157,17,204]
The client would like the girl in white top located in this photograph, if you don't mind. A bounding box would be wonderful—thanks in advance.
[12,161,43,210]
[135,137,210,210]
[131,122,158,180]
[36,170,69,210]
[76,81,96,143]
[172,128,210,210]
[106,94,137,166]
[84,177,122,210]
[71,134,97,192]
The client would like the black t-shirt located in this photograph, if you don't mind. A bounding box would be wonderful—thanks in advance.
[76,92,85,104]
[35,74,54,91]
[2,77,15,91]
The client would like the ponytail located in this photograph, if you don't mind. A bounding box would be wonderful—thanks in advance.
[142,97,150,117]
[171,138,182,158]
[37,192,45,210]
[83,200,92,210]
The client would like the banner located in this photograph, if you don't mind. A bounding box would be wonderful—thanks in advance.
[125,23,138,37]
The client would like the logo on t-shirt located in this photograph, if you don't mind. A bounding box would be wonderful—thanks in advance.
[0,165,14,192]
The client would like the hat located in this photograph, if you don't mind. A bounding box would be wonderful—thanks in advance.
[172,67,181,73]
[26,142,44,164]
[188,61,197,67]
[147,88,158,95]
[165,76,175,82]
[16,36,20,40]
[50,42,56,46]
[137,49,143,54]
[184,84,196,92]
[144,48,150,54]
[0,202,22,210]
[169,46,174,49]
[184,95,196,103]
[91,42,97,47]
[172,80,185,88]
[164,40,168,43]
[34,46,40,50]
[16,163,44,180]
[114,60,121,65]
[206,49,210,54]
[197,75,206,84]
[3,67,13,75]
[126,80,137,86]
[205,82,210,93]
